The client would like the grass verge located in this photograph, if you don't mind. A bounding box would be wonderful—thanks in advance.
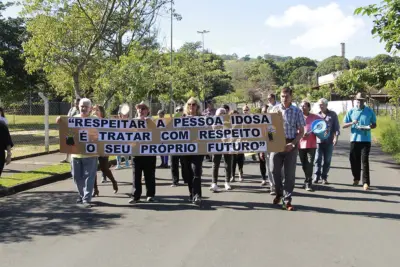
[0,163,70,188]
[372,116,400,163]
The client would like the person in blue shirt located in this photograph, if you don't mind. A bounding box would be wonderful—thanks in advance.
[343,92,377,190]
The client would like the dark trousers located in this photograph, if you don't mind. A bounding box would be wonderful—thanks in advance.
[212,154,233,183]
[271,146,298,202]
[298,148,316,186]
[258,153,267,180]
[181,155,203,198]
[232,154,244,177]
[350,142,371,185]
[171,156,187,184]
[94,156,117,191]
[0,150,5,177]
[131,156,156,199]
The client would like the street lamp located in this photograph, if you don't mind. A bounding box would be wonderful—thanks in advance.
[197,30,210,107]
[169,0,174,118]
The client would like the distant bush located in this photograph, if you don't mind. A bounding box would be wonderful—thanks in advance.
[373,116,400,163]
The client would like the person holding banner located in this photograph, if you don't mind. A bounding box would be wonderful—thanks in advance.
[230,109,245,182]
[181,97,204,205]
[157,110,169,168]
[115,106,130,170]
[259,105,275,194]
[270,87,305,211]
[171,106,187,187]
[210,107,233,192]
[56,98,98,208]
[91,105,118,197]
[298,100,320,192]
[129,101,157,204]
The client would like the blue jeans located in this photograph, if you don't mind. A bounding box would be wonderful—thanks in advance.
[71,157,98,203]
[314,143,333,181]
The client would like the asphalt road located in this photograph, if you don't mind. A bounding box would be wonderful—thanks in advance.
[1,135,400,267]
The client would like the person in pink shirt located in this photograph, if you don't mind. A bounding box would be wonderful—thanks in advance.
[298,100,320,191]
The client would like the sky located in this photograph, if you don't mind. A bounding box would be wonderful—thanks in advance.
[4,0,388,61]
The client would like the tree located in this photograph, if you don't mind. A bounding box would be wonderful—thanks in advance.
[355,1,400,54]
[368,54,394,67]
[315,56,349,76]
[281,57,317,80]
[288,66,316,85]
[334,69,366,98]
[241,55,251,61]
[350,59,368,70]
[385,78,400,110]
[22,0,171,99]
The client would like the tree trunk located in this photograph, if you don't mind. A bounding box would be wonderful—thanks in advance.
[73,72,81,98]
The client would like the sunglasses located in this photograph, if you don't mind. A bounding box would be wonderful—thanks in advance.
[139,107,147,111]
[188,103,197,106]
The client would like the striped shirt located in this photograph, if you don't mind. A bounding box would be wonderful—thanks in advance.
[271,104,306,139]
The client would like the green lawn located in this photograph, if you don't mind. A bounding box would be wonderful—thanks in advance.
[6,115,58,132]
[0,163,71,188]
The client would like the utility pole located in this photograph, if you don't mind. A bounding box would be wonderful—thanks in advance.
[169,1,174,118]
[197,30,210,52]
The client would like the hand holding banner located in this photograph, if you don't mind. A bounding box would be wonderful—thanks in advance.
[59,113,286,156]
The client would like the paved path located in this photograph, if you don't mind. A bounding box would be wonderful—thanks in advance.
[1,153,66,177]
[0,136,399,267]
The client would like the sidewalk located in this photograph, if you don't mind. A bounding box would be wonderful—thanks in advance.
[2,153,67,177]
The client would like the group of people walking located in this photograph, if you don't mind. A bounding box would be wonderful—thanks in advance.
[57,87,377,210]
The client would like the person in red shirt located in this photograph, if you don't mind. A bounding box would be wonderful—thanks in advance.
[298,100,320,191]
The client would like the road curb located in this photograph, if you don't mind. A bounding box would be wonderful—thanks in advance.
[12,149,60,161]
[0,159,118,198]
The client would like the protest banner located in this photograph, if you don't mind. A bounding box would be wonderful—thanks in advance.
[59,113,286,156]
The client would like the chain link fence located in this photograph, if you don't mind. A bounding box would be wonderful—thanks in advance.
[1,100,176,158]
[2,102,71,159]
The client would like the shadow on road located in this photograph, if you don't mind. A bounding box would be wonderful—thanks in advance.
[0,191,123,244]
[295,204,400,221]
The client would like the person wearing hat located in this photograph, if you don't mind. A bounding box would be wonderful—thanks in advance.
[343,92,377,190]
[313,98,340,185]
[129,101,157,203]
[157,110,169,168]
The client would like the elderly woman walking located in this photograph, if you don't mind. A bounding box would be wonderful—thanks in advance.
[180,97,204,205]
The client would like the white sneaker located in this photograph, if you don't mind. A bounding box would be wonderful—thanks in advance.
[209,183,219,192]
[224,182,232,191]
[230,176,236,183]
[238,173,243,182]
[261,180,268,186]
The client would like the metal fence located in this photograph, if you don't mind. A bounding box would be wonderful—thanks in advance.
[1,100,177,158]
[2,101,71,159]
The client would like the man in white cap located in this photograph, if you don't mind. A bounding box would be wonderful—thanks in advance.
[343,92,377,190]
[313,98,340,185]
